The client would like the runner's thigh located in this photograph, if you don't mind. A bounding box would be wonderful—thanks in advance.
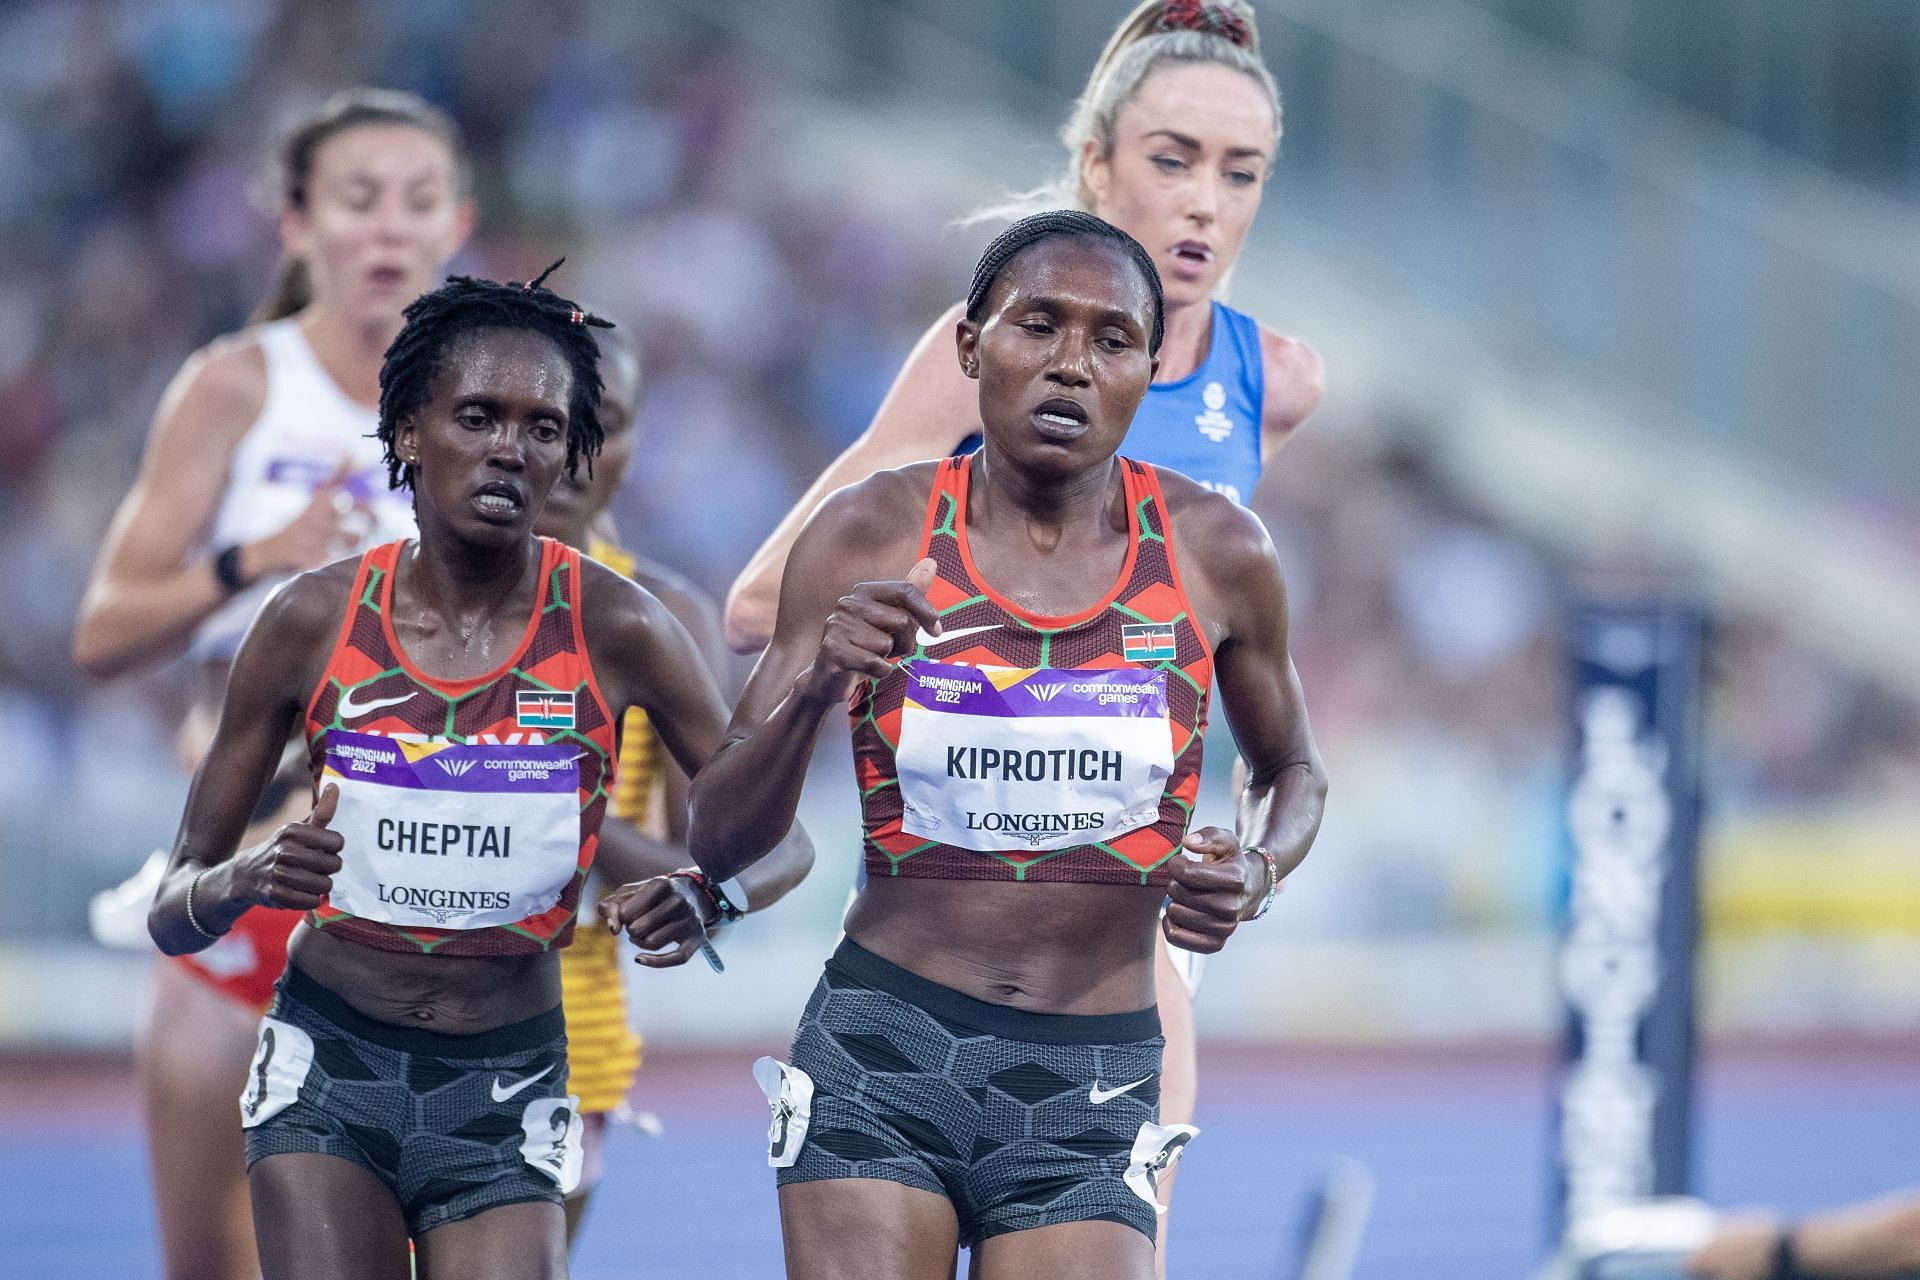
[779,1178,960,1280]
[250,1152,410,1280]
[417,1198,567,1280]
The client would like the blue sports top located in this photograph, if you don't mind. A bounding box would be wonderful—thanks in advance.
[955,301,1267,505]
[1128,301,1266,506]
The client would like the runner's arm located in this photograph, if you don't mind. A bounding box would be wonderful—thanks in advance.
[1689,1193,1920,1279]
[1173,485,1327,888]
[589,565,804,911]
[586,563,815,904]
[1211,517,1325,887]
[149,571,344,954]
[723,303,977,653]
[1257,329,1325,472]
[73,342,266,678]
[695,473,934,878]
[74,338,357,679]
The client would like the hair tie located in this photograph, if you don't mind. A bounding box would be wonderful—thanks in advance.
[1157,0,1252,48]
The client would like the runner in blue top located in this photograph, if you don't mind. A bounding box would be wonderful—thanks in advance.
[724,3,1321,1271]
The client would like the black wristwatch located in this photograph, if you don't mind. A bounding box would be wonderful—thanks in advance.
[672,868,748,928]
[212,544,251,595]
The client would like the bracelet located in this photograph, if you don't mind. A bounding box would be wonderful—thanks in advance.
[212,544,251,595]
[1244,847,1280,921]
[184,868,227,941]
[1769,1226,1804,1280]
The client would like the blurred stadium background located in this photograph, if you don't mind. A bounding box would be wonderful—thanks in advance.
[0,1,1915,1276]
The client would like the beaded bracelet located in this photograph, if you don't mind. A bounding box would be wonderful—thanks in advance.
[1244,847,1280,921]
[184,868,226,941]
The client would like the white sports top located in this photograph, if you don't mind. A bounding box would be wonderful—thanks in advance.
[194,317,418,661]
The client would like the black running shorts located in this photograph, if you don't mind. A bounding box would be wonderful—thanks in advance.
[763,939,1196,1246]
[241,966,578,1236]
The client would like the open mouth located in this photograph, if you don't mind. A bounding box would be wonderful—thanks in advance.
[471,481,525,521]
[1171,241,1213,268]
[1032,397,1091,437]
[368,264,407,289]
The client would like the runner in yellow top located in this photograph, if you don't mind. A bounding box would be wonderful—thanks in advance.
[532,322,777,1241]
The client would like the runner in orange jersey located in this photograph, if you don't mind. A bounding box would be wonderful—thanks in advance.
[150,269,810,1280]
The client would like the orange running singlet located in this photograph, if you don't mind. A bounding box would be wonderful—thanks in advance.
[302,538,619,956]
[852,456,1212,886]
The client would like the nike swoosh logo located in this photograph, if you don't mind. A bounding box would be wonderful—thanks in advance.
[1089,1075,1154,1105]
[338,686,414,719]
[914,622,1000,648]
[491,1063,555,1103]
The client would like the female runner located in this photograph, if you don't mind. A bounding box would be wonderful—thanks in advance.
[692,212,1325,1278]
[73,89,472,1280]
[722,6,1322,1252]
[150,270,808,1280]
[530,324,806,1238]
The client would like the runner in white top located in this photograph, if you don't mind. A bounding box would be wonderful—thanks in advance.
[72,89,471,1280]
[190,314,419,664]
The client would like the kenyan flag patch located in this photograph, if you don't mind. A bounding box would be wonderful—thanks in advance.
[1121,622,1177,663]
[516,690,576,729]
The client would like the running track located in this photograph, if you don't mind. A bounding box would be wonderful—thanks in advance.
[4,1039,1915,1277]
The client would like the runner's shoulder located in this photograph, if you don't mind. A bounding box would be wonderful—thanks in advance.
[163,328,271,436]
[627,554,726,663]
[248,555,360,654]
[578,552,665,633]
[626,554,714,624]
[1151,466,1278,580]
[1256,328,1326,434]
[799,461,940,565]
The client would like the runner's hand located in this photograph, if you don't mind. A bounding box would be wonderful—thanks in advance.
[600,875,711,969]
[228,784,345,911]
[801,557,940,700]
[1162,826,1259,953]
[244,459,358,578]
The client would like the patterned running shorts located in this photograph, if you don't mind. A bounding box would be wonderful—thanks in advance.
[762,940,1197,1246]
[241,966,580,1237]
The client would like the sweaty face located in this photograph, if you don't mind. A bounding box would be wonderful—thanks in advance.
[959,237,1157,476]
[1084,63,1275,309]
[285,123,470,329]
[399,328,574,549]
[537,342,637,542]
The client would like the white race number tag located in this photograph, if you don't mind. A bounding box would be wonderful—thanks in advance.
[518,1094,585,1193]
[238,1017,315,1129]
[752,1056,815,1169]
[895,661,1174,851]
[321,730,579,930]
[1123,1121,1199,1210]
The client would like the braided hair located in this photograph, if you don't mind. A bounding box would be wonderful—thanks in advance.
[964,210,1165,354]
[376,261,613,491]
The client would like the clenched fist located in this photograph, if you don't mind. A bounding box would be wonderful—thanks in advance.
[1161,826,1266,954]
[227,784,345,912]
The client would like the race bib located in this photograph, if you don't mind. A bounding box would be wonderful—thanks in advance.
[518,1094,585,1193]
[895,661,1174,852]
[752,1056,815,1169]
[321,729,580,930]
[1124,1121,1199,1209]
[239,1017,314,1129]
